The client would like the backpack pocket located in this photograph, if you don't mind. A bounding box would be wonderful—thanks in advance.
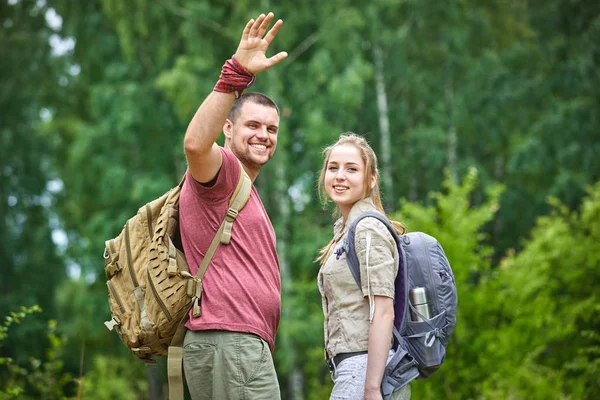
[146,204,191,343]
[107,280,129,315]
[382,347,419,398]
[405,310,447,376]
[105,278,141,349]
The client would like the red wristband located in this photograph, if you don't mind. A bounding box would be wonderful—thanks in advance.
[213,56,255,98]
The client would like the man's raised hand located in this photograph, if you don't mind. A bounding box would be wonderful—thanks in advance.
[234,12,288,75]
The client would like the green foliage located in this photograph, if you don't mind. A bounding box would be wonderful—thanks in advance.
[80,355,148,400]
[0,306,42,343]
[391,172,599,399]
[3,0,599,398]
[475,181,600,399]
[1,0,68,362]
[0,307,74,400]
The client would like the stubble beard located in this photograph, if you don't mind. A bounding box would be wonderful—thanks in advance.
[230,142,271,171]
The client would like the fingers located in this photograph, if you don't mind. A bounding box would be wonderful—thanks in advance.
[248,13,267,38]
[236,12,286,73]
[263,18,283,44]
[267,51,288,67]
[246,12,280,41]
[241,18,254,41]
[257,12,274,37]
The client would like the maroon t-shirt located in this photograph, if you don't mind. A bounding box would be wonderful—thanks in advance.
[180,148,281,350]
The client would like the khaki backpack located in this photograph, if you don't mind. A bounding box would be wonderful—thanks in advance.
[103,162,252,399]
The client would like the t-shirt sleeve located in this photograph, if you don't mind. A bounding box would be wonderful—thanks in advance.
[184,148,241,204]
[354,217,398,299]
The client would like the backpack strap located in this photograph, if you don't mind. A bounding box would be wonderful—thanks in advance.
[167,159,252,400]
[346,211,400,288]
[191,159,251,317]
[346,211,409,344]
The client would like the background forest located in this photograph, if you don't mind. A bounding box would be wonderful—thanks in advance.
[1,0,599,399]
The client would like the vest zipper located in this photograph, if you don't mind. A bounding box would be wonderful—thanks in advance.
[146,268,173,322]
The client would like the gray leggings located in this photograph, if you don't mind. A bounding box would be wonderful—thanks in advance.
[330,351,411,400]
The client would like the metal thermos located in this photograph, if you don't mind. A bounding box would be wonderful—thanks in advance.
[409,287,432,322]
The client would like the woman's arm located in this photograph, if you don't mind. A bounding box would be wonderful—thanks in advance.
[354,217,398,399]
[365,295,395,400]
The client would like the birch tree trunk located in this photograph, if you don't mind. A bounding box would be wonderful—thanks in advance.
[444,39,458,183]
[446,79,458,183]
[373,44,394,211]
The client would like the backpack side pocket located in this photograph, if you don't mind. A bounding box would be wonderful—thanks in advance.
[405,310,447,377]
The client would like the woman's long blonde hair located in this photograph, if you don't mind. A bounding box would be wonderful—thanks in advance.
[316,133,406,264]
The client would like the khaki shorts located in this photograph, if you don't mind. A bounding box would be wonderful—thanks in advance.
[183,330,280,400]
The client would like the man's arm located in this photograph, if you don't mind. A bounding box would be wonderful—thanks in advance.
[183,12,288,183]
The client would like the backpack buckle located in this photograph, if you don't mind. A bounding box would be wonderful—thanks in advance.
[105,264,117,278]
[132,346,152,356]
[104,316,120,331]
[187,279,195,297]
[187,278,203,298]
[167,257,178,276]
[226,208,238,222]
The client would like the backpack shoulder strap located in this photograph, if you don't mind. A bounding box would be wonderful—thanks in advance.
[191,160,251,315]
[195,159,251,277]
[346,211,402,288]
[346,211,409,344]
[220,160,252,245]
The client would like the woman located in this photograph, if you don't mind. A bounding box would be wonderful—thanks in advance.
[316,133,411,400]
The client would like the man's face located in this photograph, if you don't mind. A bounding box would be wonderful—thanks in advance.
[224,102,280,170]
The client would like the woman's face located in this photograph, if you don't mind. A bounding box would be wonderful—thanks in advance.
[324,144,373,219]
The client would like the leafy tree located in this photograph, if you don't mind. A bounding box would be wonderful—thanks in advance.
[1,0,69,368]
[476,181,600,399]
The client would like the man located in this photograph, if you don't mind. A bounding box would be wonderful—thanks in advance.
[179,12,288,400]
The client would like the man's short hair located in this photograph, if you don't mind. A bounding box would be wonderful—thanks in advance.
[228,92,280,123]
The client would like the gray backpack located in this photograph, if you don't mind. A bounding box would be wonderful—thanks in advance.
[345,211,458,398]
